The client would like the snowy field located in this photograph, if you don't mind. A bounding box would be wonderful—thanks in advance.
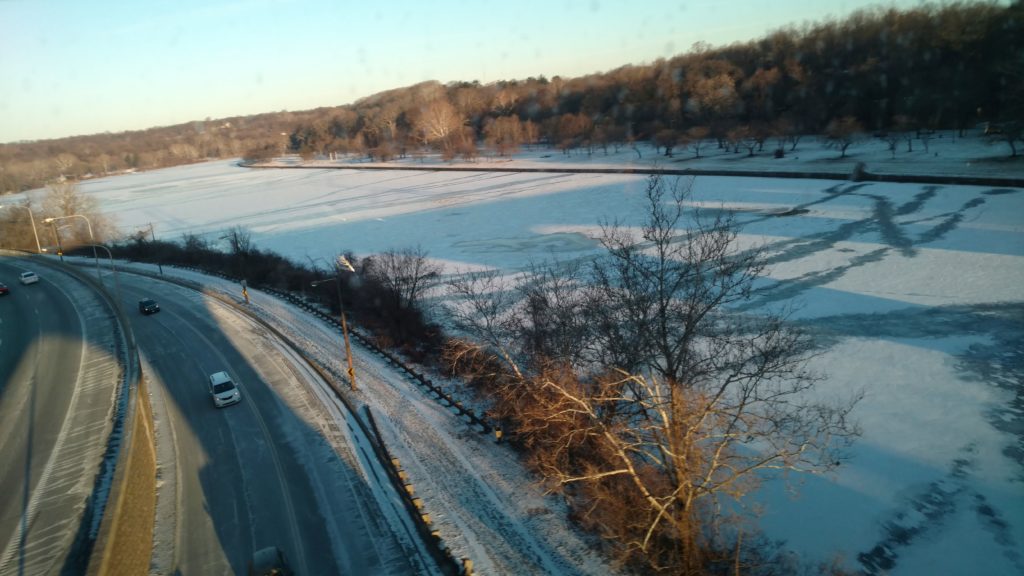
[12,138,1024,574]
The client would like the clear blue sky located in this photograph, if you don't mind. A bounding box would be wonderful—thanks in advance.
[0,0,924,143]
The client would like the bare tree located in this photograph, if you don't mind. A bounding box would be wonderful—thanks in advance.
[521,119,540,148]
[222,225,253,256]
[919,129,933,154]
[0,200,41,251]
[686,126,710,158]
[550,113,594,155]
[42,180,115,244]
[653,128,680,157]
[773,115,804,152]
[891,114,916,153]
[446,175,861,574]
[365,245,442,310]
[726,125,756,156]
[53,153,79,177]
[487,87,515,115]
[687,71,740,125]
[514,259,594,366]
[987,120,1023,157]
[823,116,864,158]
[413,98,464,155]
[44,180,90,219]
[484,116,523,157]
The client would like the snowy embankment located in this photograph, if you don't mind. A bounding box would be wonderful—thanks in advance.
[103,261,610,576]
[12,133,1023,574]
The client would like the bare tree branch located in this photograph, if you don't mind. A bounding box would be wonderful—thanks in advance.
[444,174,861,573]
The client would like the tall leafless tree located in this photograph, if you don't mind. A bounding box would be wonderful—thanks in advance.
[42,180,115,244]
[365,245,442,311]
[0,199,41,251]
[823,116,864,158]
[484,116,524,156]
[446,175,861,574]
[413,98,464,154]
[222,225,253,256]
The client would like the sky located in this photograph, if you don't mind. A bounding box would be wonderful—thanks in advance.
[0,0,928,143]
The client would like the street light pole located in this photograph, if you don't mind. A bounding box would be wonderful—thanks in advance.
[148,222,163,275]
[46,220,65,262]
[84,244,122,309]
[0,204,42,253]
[335,256,357,388]
[334,277,356,389]
[312,264,357,391]
[44,214,99,278]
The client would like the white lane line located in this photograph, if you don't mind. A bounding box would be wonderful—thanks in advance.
[156,299,306,575]
[0,282,89,575]
[209,310,309,576]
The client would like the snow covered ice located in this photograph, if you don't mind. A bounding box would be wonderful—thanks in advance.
[16,136,1023,574]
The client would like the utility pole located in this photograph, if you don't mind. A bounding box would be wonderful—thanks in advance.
[311,257,357,391]
[48,221,65,262]
[149,222,163,275]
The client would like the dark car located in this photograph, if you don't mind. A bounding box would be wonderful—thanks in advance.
[0,282,9,296]
[248,546,291,576]
[138,298,160,314]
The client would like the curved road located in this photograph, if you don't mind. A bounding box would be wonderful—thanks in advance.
[0,257,125,575]
[116,270,418,574]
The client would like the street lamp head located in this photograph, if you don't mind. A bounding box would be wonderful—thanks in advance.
[337,256,356,273]
[43,217,55,223]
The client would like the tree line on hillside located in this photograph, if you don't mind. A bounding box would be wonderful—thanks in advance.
[276,2,1022,164]
[2,1,1021,193]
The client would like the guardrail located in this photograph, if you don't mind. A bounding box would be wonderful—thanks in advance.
[0,251,150,575]
[152,262,498,438]
[257,284,497,437]
[361,406,472,575]
[105,263,475,575]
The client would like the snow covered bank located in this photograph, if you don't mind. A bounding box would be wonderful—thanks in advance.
[13,143,1022,574]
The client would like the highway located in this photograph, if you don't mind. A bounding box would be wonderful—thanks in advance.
[116,270,419,574]
[0,257,125,575]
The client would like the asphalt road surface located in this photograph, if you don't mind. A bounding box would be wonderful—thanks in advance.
[0,257,125,575]
[117,270,419,574]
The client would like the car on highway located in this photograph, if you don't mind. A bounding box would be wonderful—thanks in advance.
[248,546,292,575]
[19,271,39,285]
[138,298,160,314]
[0,282,8,296]
[208,371,242,408]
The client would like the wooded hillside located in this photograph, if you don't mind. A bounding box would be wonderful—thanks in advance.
[2,1,1020,192]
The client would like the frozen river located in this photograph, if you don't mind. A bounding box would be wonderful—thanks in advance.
[22,158,1024,574]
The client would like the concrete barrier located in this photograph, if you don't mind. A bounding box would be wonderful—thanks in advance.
[8,253,151,576]
[89,378,156,576]
[361,408,466,576]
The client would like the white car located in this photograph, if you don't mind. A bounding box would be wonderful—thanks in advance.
[19,271,39,285]
[208,371,241,408]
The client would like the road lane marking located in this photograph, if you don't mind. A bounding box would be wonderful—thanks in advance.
[154,300,306,575]
[0,281,90,575]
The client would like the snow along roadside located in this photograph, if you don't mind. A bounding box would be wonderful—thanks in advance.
[100,259,615,576]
